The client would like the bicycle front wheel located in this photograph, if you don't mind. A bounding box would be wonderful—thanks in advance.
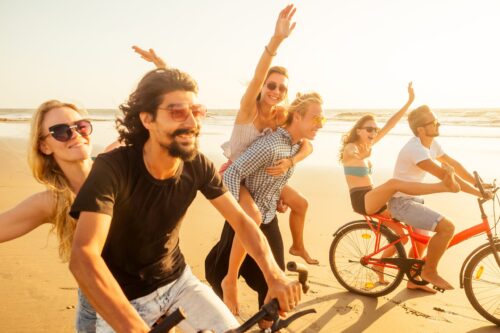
[463,243,500,325]
[329,222,406,297]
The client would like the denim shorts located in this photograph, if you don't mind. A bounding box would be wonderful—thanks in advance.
[96,265,238,333]
[388,196,443,232]
[76,289,96,333]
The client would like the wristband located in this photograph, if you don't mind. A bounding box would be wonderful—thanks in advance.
[265,45,277,56]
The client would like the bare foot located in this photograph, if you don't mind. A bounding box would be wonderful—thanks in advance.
[421,270,454,290]
[221,276,240,315]
[442,163,460,192]
[289,246,319,265]
[407,280,438,294]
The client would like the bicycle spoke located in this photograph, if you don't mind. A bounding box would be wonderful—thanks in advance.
[464,244,500,325]
[330,223,406,297]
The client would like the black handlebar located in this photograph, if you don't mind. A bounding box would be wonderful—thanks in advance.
[287,261,310,293]
[149,261,315,333]
[149,307,186,333]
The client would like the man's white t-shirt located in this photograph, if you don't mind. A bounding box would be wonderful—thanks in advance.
[392,136,445,197]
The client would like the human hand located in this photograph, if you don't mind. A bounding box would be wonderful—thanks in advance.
[276,199,289,213]
[483,189,494,200]
[356,143,372,159]
[266,158,293,176]
[264,272,301,312]
[407,81,415,104]
[273,4,297,40]
[132,45,167,69]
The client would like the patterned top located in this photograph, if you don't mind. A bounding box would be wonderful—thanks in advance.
[221,112,273,161]
[223,127,300,224]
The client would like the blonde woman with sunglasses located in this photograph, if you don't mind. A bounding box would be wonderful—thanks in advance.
[340,82,460,218]
[0,100,97,332]
[134,5,318,317]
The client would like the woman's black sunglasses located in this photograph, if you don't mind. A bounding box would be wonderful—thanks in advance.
[43,119,93,142]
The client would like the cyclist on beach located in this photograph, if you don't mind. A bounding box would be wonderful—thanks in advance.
[387,105,489,291]
[133,6,318,318]
[340,83,460,218]
[69,68,301,333]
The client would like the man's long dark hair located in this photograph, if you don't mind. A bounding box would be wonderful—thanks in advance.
[117,68,198,147]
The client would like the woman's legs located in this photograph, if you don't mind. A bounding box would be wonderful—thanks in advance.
[280,185,318,265]
[220,185,261,315]
[364,169,459,215]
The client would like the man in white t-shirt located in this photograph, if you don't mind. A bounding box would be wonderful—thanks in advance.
[388,105,483,291]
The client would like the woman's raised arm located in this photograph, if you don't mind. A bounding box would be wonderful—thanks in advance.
[132,45,168,69]
[374,82,415,144]
[238,5,296,121]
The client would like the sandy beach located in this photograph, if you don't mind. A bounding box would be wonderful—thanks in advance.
[1,121,499,333]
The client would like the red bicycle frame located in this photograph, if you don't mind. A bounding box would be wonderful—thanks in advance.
[362,197,495,263]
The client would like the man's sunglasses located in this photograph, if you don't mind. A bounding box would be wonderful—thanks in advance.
[422,119,440,127]
[266,82,288,94]
[361,126,380,134]
[159,103,207,122]
[313,115,327,126]
[43,119,93,142]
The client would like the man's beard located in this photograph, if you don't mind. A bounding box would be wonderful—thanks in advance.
[161,128,199,161]
[425,128,439,137]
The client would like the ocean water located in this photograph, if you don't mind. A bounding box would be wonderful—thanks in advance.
[2,107,500,137]
[1,107,499,180]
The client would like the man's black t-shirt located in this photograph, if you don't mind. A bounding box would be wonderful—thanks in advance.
[70,145,226,300]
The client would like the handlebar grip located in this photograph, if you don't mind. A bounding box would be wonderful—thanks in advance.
[286,261,310,293]
[473,171,486,198]
[149,307,186,333]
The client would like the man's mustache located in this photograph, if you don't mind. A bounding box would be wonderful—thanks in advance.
[172,128,200,137]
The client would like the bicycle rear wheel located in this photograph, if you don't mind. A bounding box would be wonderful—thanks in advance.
[329,222,406,297]
[463,243,500,325]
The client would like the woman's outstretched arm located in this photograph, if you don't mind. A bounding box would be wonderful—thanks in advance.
[374,82,415,144]
[0,191,54,243]
[237,4,297,123]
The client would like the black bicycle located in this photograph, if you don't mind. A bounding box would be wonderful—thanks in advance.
[150,261,316,333]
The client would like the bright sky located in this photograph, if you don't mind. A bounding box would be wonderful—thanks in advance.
[1,0,499,109]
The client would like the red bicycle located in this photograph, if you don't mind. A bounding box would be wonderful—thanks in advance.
[329,172,500,325]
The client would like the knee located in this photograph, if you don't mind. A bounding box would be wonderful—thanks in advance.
[436,219,455,237]
[290,195,308,214]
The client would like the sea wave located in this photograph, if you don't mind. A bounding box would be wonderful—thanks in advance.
[2,108,500,128]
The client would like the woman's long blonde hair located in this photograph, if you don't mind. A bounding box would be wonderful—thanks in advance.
[28,100,87,262]
[339,114,375,162]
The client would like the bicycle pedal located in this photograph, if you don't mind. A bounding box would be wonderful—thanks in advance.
[432,285,445,293]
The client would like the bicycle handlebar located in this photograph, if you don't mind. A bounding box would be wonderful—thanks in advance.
[149,307,186,333]
[149,261,314,333]
[473,171,498,201]
[287,261,310,293]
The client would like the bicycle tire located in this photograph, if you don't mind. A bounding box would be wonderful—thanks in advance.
[463,243,500,326]
[329,221,406,297]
